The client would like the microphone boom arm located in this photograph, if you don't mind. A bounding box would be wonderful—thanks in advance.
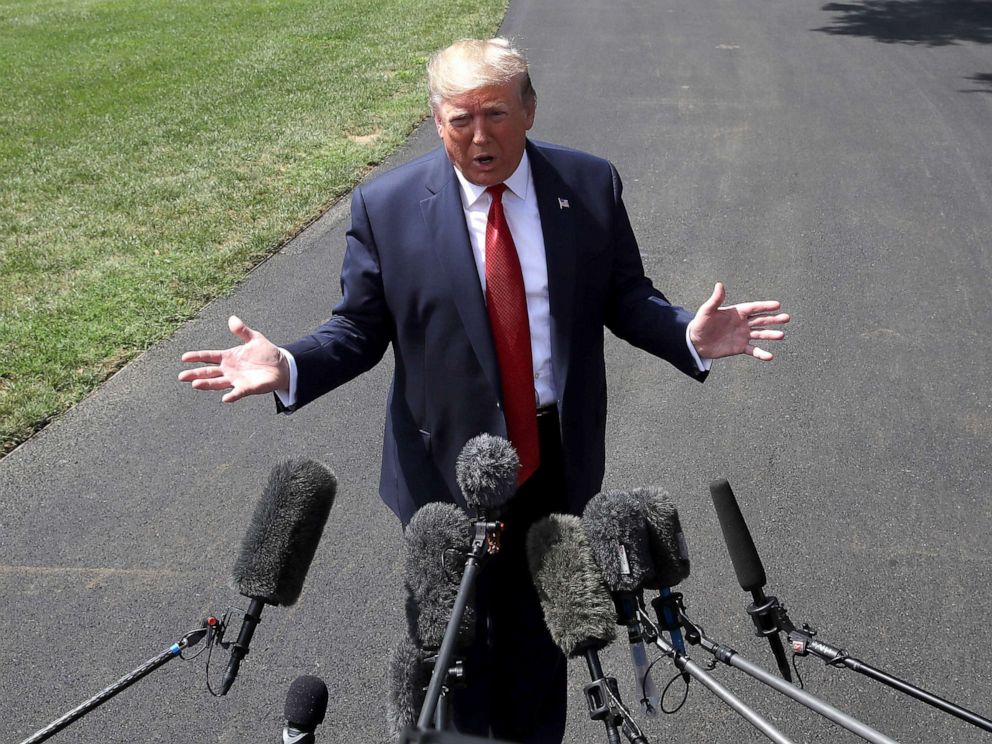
[637,610,797,744]
[18,624,210,744]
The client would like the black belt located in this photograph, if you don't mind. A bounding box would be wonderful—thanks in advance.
[536,404,557,418]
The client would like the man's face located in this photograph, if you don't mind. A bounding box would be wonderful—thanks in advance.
[434,80,536,187]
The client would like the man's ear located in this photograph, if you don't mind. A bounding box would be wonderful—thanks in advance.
[433,112,444,138]
[523,99,536,130]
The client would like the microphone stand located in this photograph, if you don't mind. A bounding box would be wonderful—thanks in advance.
[786,621,992,733]
[17,623,211,744]
[636,610,797,744]
[416,518,501,731]
[674,608,901,744]
[579,644,649,744]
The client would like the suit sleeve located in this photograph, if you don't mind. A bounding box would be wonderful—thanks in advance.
[280,186,394,410]
[603,164,707,381]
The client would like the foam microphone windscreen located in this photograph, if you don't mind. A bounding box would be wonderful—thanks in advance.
[709,479,767,592]
[230,459,337,606]
[582,490,656,593]
[403,502,475,650]
[284,674,328,730]
[526,514,617,657]
[633,486,690,590]
[455,434,519,513]
[387,635,432,743]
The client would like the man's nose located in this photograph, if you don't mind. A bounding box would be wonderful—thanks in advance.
[471,120,490,144]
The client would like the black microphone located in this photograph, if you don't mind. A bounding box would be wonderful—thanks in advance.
[528,514,641,744]
[222,459,337,695]
[455,433,519,519]
[709,478,792,682]
[634,487,690,666]
[283,674,328,743]
[582,491,661,714]
[402,501,474,651]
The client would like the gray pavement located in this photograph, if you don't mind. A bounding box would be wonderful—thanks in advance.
[3,0,992,742]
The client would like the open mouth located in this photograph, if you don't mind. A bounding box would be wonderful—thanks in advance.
[475,155,495,165]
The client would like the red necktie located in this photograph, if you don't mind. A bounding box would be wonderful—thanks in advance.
[484,184,540,484]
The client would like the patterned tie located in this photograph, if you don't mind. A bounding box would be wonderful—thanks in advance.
[485,184,540,484]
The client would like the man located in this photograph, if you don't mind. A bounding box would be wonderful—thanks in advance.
[179,38,788,742]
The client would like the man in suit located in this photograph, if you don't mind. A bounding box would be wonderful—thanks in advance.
[180,38,788,742]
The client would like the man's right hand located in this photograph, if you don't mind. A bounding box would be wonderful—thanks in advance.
[178,316,290,403]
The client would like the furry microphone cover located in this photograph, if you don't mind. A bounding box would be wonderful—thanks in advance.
[526,513,617,656]
[386,635,432,742]
[633,486,690,590]
[582,490,656,594]
[230,459,337,605]
[455,434,519,513]
[403,501,475,651]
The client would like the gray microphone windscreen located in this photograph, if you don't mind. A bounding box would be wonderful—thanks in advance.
[526,514,617,657]
[387,635,431,743]
[455,434,519,512]
[633,486,690,589]
[403,502,474,650]
[230,459,337,606]
[582,490,655,593]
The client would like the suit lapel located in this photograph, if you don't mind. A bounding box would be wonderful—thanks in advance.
[419,150,501,395]
[528,142,577,398]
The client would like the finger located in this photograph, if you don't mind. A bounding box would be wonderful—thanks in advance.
[178,366,224,382]
[749,329,785,341]
[747,313,791,327]
[734,301,783,316]
[181,350,224,363]
[222,388,248,404]
[746,345,774,361]
[228,315,254,343]
[699,282,725,314]
[190,378,234,391]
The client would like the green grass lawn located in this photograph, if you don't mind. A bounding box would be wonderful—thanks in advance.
[0,0,507,454]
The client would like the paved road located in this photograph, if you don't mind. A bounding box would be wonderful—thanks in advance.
[3,0,991,742]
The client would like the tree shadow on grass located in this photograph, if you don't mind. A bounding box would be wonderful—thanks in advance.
[959,72,992,91]
[816,0,992,46]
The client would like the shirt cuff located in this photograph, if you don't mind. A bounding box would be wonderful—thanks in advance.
[274,348,298,408]
[686,327,713,373]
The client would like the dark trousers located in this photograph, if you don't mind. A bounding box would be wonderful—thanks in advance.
[452,407,569,744]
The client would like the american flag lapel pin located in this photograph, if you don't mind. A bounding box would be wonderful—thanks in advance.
[558,197,570,210]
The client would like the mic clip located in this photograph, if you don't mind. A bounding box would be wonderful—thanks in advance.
[650,592,686,634]
[471,519,503,556]
[745,593,788,638]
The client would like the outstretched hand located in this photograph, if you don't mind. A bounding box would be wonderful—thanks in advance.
[178,316,289,402]
[688,282,790,362]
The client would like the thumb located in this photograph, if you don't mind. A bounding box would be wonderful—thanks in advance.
[698,282,725,315]
[228,315,254,344]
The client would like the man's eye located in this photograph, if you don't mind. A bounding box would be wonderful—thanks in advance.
[450,116,470,127]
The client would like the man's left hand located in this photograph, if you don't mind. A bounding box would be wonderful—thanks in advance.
[688,282,790,362]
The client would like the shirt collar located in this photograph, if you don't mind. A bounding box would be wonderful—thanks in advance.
[453,150,532,209]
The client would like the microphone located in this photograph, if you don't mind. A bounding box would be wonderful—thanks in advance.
[528,514,648,744]
[582,491,662,715]
[414,436,519,729]
[283,675,328,743]
[402,501,475,651]
[387,636,432,742]
[709,478,792,682]
[222,459,337,694]
[634,487,690,668]
[455,434,519,519]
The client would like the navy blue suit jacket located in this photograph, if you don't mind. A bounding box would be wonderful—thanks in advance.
[284,140,705,524]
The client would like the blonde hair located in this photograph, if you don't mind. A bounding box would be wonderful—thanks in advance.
[427,37,536,113]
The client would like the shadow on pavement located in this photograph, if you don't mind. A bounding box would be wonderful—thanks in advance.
[816,0,992,45]
[960,71,992,91]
